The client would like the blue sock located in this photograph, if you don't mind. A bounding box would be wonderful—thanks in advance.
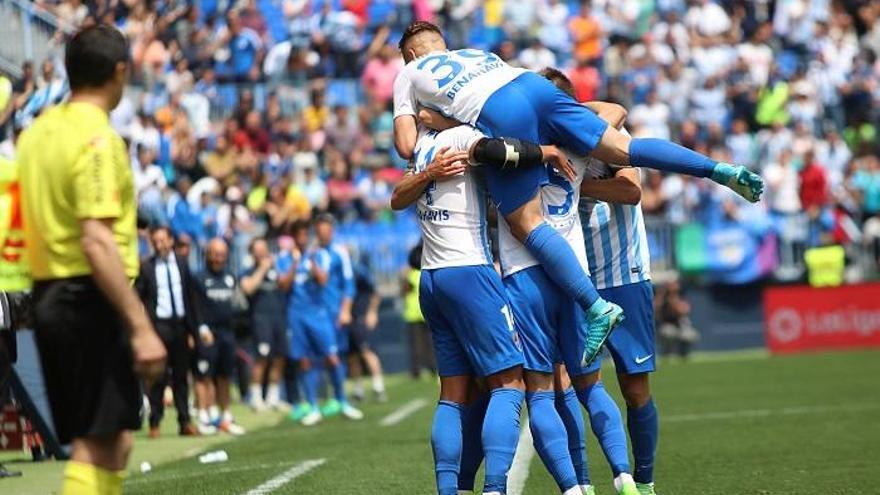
[630,138,717,178]
[303,366,320,408]
[482,388,524,493]
[525,223,601,311]
[577,381,630,476]
[527,391,579,492]
[459,395,488,491]
[555,388,590,487]
[627,398,658,484]
[330,360,347,403]
[432,401,463,495]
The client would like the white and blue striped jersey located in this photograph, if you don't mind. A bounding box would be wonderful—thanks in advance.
[497,159,591,278]
[393,49,527,126]
[579,158,652,290]
[412,126,492,270]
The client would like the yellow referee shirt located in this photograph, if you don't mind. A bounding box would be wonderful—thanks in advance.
[18,101,139,280]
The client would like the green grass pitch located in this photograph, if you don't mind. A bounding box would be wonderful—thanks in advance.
[2,349,878,494]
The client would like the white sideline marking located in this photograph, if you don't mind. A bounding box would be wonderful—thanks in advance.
[663,403,880,423]
[242,458,326,495]
[127,460,299,485]
[507,427,536,495]
[380,398,429,426]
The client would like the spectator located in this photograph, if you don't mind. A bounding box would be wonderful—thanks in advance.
[568,0,602,65]
[137,226,214,437]
[538,0,571,57]
[800,150,830,212]
[225,10,264,82]
[202,135,240,185]
[656,280,699,359]
[133,144,167,226]
[851,155,880,218]
[325,104,364,161]
[630,90,671,140]
[319,3,364,78]
[763,150,802,216]
[360,43,403,106]
[518,38,557,72]
[240,237,289,412]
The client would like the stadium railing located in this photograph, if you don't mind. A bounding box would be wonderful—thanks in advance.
[0,0,70,77]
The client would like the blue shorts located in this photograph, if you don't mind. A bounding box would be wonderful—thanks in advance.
[476,71,610,216]
[504,266,600,375]
[419,265,524,378]
[287,308,339,360]
[598,281,656,375]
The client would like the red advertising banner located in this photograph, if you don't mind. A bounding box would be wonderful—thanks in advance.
[0,404,23,450]
[764,283,880,353]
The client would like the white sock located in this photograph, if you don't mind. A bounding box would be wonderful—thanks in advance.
[222,409,234,423]
[353,381,365,396]
[483,492,502,495]
[614,473,635,492]
[266,384,280,405]
[563,487,582,495]
[208,405,220,423]
[581,485,593,493]
[371,375,385,393]
[198,409,210,424]
[249,384,263,404]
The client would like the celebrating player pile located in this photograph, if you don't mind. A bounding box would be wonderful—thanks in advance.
[391,21,764,495]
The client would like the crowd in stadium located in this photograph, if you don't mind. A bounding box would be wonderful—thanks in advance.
[0,0,879,433]
[1,0,878,275]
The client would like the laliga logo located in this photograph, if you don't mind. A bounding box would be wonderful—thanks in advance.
[769,308,802,343]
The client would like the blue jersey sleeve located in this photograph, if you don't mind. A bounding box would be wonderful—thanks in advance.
[337,246,356,300]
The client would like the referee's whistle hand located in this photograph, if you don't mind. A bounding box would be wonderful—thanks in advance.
[131,324,167,386]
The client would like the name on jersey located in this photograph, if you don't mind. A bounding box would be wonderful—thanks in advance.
[418,207,450,222]
[444,58,504,100]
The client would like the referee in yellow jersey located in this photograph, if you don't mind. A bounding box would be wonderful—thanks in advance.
[18,26,166,495]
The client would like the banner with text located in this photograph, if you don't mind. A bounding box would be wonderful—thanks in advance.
[764,283,880,353]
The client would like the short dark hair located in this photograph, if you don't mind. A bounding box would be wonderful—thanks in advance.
[291,220,311,236]
[65,25,129,90]
[150,225,172,237]
[314,213,336,226]
[398,21,442,51]
[539,67,576,99]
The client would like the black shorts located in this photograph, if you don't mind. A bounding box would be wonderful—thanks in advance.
[348,323,371,354]
[32,277,142,444]
[251,313,287,359]
[192,327,236,378]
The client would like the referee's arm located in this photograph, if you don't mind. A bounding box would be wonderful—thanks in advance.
[81,218,166,381]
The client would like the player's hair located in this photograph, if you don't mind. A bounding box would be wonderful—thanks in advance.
[65,25,129,90]
[539,67,576,99]
[398,21,443,52]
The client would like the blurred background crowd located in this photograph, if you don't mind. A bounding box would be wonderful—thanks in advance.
[1,0,879,289]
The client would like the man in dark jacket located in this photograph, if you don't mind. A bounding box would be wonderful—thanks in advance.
[137,226,214,437]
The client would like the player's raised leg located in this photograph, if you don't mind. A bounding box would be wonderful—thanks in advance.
[592,124,763,203]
